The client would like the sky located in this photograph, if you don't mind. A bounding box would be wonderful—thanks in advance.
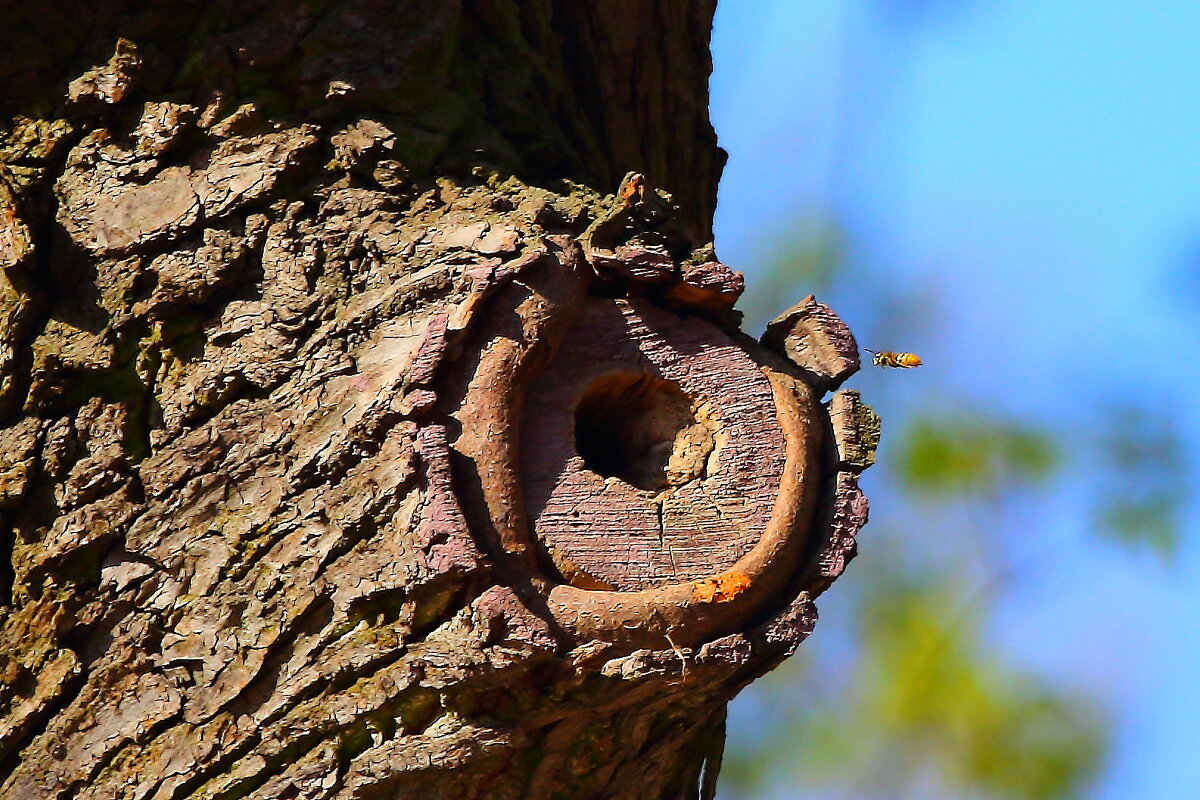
[709,0,1200,797]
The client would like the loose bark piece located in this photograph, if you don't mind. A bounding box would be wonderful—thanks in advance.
[580,172,687,281]
[665,259,746,317]
[66,37,141,105]
[131,102,200,157]
[0,417,39,507]
[822,472,869,580]
[762,293,861,392]
[804,472,871,595]
[829,389,882,472]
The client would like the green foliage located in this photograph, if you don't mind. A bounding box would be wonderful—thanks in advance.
[720,173,1188,800]
[722,572,1107,800]
[1095,499,1179,559]
[853,577,1106,800]
[891,411,1060,498]
[717,219,1131,800]
[736,213,846,325]
[1090,405,1187,560]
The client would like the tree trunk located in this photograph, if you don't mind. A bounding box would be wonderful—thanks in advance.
[0,3,875,798]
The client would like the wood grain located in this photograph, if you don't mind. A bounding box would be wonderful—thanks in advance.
[521,297,786,589]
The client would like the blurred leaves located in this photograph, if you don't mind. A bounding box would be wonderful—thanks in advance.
[722,570,1107,800]
[719,224,1126,800]
[715,13,1192,791]
[853,576,1107,800]
[1089,404,1188,561]
[736,213,847,326]
[891,411,1060,498]
[889,403,1185,562]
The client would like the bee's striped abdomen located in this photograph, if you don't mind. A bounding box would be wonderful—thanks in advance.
[869,351,922,368]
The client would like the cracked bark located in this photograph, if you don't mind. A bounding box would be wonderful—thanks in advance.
[0,3,875,798]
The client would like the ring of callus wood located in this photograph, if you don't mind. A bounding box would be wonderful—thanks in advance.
[412,175,873,660]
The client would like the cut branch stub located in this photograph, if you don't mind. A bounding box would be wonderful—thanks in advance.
[444,222,832,652]
[521,297,788,590]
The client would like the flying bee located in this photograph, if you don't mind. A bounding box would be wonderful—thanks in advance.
[865,349,922,368]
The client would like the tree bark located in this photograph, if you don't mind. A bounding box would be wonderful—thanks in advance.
[0,3,875,798]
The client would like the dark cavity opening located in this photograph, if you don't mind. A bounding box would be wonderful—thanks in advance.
[574,373,696,492]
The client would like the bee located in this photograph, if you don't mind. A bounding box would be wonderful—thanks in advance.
[865,349,922,368]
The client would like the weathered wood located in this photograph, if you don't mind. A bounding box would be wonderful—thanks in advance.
[448,241,822,651]
[522,297,787,589]
[762,293,862,392]
[0,3,874,798]
[665,258,746,319]
[829,389,881,473]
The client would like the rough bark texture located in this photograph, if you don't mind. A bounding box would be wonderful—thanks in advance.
[0,3,875,799]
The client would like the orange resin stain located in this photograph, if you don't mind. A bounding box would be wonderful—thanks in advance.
[691,571,752,603]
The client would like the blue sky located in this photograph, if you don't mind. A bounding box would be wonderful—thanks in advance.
[710,1,1200,796]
